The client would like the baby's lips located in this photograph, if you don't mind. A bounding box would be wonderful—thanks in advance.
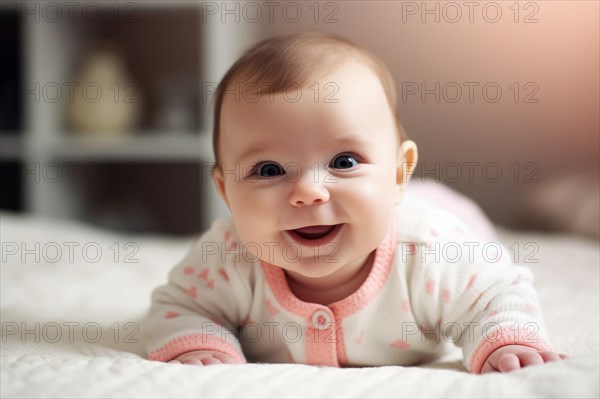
[294,225,336,235]
[285,224,343,246]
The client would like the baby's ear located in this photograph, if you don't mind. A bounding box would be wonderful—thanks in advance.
[394,140,418,204]
[212,164,230,208]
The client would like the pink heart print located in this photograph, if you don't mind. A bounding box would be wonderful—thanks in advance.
[390,339,411,349]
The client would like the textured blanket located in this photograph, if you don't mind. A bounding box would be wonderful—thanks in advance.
[1,212,598,398]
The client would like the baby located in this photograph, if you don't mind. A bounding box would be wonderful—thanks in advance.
[145,32,569,373]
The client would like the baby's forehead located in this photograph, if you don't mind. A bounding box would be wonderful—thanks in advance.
[219,61,396,152]
[222,58,385,109]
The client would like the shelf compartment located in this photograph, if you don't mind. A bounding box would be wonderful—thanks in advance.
[48,133,213,161]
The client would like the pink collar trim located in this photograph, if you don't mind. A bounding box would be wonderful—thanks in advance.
[261,219,396,318]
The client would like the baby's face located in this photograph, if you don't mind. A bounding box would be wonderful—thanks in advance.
[215,60,403,279]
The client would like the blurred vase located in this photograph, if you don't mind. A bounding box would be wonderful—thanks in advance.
[68,47,142,135]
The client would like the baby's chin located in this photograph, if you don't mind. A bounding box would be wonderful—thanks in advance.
[260,253,351,279]
[273,258,342,276]
[248,242,341,268]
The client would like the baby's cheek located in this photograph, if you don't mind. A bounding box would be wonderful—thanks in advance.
[339,181,394,242]
[233,214,267,245]
[234,202,281,245]
[342,175,396,210]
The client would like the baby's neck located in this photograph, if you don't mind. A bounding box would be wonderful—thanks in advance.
[285,251,375,306]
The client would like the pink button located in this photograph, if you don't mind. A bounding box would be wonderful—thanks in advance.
[311,309,332,330]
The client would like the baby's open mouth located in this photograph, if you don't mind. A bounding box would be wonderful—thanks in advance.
[292,225,337,239]
[286,224,343,247]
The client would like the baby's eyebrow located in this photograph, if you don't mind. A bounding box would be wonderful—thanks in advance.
[237,142,271,163]
[330,135,375,150]
[236,134,374,162]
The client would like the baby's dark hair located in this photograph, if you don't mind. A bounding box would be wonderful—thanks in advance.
[212,31,407,166]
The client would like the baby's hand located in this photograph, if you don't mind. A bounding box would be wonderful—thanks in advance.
[480,344,570,373]
[169,350,239,366]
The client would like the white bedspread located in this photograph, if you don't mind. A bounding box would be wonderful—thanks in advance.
[1,212,599,398]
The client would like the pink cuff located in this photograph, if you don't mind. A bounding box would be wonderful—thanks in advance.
[148,334,246,364]
[470,325,554,374]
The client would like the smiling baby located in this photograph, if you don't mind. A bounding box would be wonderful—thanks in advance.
[144,32,568,373]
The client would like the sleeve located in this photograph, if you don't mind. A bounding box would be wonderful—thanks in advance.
[405,209,554,374]
[143,218,253,363]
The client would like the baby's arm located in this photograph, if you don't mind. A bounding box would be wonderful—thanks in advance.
[146,281,246,364]
[406,209,561,374]
[144,219,251,365]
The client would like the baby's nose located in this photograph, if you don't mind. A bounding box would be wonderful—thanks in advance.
[288,175,330,207]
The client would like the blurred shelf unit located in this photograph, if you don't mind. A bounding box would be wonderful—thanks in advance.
[0,2,259,234]
[32,133,212,161]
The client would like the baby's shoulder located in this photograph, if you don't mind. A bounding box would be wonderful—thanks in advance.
[193,216,243,246]
[394,195,470,243]
[177,216,256,276]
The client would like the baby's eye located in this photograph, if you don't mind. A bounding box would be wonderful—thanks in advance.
[255,162,285,178]
[330,154,359,170]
